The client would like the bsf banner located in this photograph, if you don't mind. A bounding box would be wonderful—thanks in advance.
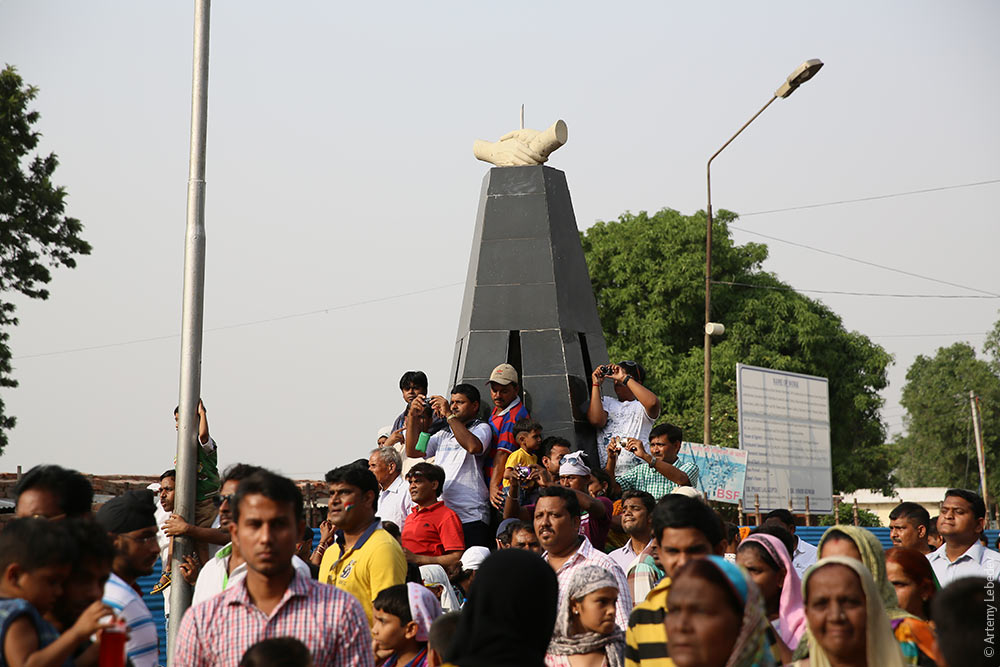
[680,442,749,505]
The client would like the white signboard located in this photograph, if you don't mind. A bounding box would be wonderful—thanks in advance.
[737,364,833,513]
[681,442,749,505]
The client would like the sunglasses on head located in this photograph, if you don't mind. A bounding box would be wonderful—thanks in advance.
[618,360,644,381]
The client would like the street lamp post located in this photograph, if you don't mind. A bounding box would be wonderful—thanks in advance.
[703,59,823,446]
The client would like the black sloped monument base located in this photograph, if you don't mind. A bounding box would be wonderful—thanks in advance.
[449,165,609,460]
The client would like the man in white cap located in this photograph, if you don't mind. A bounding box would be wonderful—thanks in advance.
[486,363,530,510]
[453,546,490,604]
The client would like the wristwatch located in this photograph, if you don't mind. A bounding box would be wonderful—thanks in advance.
[622,376,632,386]
[648,456,657,469]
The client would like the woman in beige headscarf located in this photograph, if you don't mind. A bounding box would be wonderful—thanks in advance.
[790,556,905,667]
[817,526,937,664]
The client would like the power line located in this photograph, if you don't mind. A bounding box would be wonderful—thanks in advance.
[869,332,987,339]
[14,281,464,360]
[711,280,999,299]
[729,228,1000,297]
[738,178,1000,217]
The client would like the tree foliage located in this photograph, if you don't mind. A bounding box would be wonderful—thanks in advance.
[0,64,91,453]
[818,504,882,527]
[581,208,894,494]
[892,334,1000,499]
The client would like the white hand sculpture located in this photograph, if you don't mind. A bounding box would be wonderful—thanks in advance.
[473,120,568,167]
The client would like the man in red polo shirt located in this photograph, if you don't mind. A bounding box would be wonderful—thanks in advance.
[400,462,465,570]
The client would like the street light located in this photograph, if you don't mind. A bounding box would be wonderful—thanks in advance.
[703,59,823,447]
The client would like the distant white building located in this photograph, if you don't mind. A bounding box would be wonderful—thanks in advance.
[839,487,949,525]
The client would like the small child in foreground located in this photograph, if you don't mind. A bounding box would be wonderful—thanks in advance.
[240,636,313,667]
[426,611,460,667]
[0,518,112,667]
[372,583,443,667]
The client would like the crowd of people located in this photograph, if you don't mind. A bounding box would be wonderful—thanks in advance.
[0,361,995,667]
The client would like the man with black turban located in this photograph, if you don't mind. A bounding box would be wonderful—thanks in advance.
[96,489,160,667]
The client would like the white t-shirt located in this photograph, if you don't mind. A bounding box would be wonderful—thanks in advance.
[378,474,414,530]
[426,420,494,524]
[597,396,657,475]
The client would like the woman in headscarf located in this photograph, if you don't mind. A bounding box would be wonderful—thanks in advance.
[418,564,461,613]
[817,526,937,665]
[737,533,807,652]
[545,565,625,667]
[443,549,558,667]
[791,556,905,667]
[884,548,941,663]
[884,547,936,620]
[664,555,776,667]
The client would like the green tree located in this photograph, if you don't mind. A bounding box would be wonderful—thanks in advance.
[0,65,91,453]
[892,338,1000,499]
[818,504,882,527]
[984,311,1000,377]
[581,208,894,494]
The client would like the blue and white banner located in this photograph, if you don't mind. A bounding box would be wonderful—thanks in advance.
[681,442,749,505]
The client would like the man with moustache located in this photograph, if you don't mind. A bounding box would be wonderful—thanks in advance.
[319,464,406,626]
[535,486,631,631]
[485,364,530,509]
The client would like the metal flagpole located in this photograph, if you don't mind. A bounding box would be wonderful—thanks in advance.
[168,0,211,661]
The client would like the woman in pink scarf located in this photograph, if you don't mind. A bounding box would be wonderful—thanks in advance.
[737,532,807,656]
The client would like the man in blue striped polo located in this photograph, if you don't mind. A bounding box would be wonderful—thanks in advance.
[96,490,161,667]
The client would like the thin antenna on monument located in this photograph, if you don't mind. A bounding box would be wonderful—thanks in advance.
[520,104,524,130]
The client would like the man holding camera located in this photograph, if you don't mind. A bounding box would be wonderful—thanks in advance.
[405,384,495,549]
[587,361,661,476]
[605,423,699,499]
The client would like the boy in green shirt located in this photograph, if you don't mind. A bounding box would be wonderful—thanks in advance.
[154,399,223,594]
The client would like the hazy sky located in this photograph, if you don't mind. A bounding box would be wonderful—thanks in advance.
[1,1,997,481]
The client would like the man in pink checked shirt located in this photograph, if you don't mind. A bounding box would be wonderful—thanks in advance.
[175,470,374,666]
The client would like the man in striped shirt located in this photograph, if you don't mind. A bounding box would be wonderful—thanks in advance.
[176,469,374,666]
[96,490,161,667]
[625,495,726,667]
[486,364,530,509]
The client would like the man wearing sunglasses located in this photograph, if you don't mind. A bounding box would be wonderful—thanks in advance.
[586,361,661,476]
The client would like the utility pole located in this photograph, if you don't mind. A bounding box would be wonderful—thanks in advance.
[168,0,211,662]
[970,391,989,527]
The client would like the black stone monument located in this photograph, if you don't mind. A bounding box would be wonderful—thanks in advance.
[449,165,609,458]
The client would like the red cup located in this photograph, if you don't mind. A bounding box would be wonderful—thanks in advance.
[98,621,127,667]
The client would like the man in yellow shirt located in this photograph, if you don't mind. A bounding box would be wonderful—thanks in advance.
[625,495,726,667]
[319,464,406,626]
